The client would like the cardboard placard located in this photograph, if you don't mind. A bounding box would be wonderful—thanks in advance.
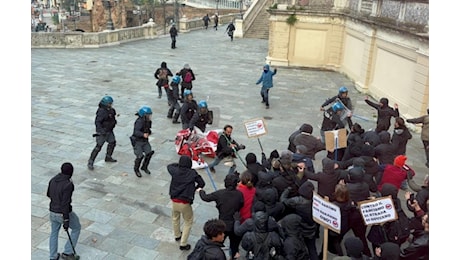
[312,192,341,234]
[324,128,347,152]
[357,196,397,226]
[243,118,267,138]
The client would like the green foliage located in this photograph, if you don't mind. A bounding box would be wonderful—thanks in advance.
[269,3,278,9]
[52,14,59,25]
[286,14,298,25]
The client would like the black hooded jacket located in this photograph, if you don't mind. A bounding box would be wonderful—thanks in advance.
[365,98,399,131]
[305,158,341,198]
[374,131,396,165]
[154,61,173,87]
[199,174,244,232]
[280,214,310,260]
[168,156,205,204]
[391,125,412,156]
[47,173,74,220]
[240,211,284,260]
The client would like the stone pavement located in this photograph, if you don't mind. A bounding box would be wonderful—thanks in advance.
[31,25,428,259]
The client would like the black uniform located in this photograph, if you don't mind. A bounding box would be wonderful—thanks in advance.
[166,80,181,124]
[131,115,154,177]
[321,106,346,160]
[88,102,117,169]
[180,99,197,130]
[189,110,211,132]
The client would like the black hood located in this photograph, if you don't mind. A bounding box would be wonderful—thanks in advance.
[245,153,257,164]
[298,181,314,199]
[322,158,335,174]
[348,167,364,183]
[160,61,167,68]
[257,171,272,188]
[281,213,302,237]
[179,155,192,168]
[253,211,269,232]
[380,98,389,107]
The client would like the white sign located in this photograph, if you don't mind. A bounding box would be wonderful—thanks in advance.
[243,118,267,138]
[312,193,341,234]
[358,196,397,226]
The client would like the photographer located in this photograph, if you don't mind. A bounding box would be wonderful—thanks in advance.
[208,124,245,175]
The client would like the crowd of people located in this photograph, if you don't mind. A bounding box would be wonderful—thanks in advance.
[48,59,429,259]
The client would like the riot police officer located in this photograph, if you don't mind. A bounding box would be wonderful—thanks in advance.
[180,89,198,130]
[88,95,117,170]
[131,106,155,177]
[189,100,212,132]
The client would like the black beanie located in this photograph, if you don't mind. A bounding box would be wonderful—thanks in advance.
[344,237,364,258]
[61,162,74,176]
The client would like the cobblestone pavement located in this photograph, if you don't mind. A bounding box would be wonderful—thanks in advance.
[31,26,428,259]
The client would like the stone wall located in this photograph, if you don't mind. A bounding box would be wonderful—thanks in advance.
[266,10,429,119]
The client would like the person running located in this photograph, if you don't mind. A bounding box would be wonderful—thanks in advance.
[256,64,277,109]
[226,21,236,41]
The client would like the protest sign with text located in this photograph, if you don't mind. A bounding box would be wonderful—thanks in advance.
[312,192,341,234]
[358,196,397,226]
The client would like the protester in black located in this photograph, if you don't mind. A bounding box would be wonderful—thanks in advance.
[154,61,173,99]
[226,21,236,41]
[169,23,178,49]
[88,95,117,170]
[198,174,244,260]
[364,96,399,131]
[47,163,81,260]
[177,64,196,100]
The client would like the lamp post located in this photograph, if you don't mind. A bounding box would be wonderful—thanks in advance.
[104,0,114,30]
[215,0,219,15]
[239,0,243,19]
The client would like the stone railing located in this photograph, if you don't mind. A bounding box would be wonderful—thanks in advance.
[31,14,241,48]
[31,22,158,48]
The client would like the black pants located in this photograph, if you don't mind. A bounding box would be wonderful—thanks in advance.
[171,36,176,49]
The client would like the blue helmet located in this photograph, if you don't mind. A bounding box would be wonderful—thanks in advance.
[198,100,208,109]
[184,89,192,97]
[138,106,152,117]
[332,101,344,112]
[172,75,181,84]
[100,95,113,106]
[339,86,348,94]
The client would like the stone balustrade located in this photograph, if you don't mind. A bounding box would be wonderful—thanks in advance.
[31,13,240,48]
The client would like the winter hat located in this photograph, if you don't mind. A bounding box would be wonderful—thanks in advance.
[300,124,313,134]
[61,162,74,176]
[298,181,314,200]
[245,153,257,164]
[184,63,190,69]
[394,155,407,167]
[178,155,192,168]
[380,242,401,260]
[344,237,364,258]
[322,157,335,174]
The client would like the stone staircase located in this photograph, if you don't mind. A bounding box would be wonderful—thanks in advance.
[242,0,271,39]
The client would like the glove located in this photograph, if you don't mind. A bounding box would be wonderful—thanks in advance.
[63,219,69,231]
[233,211,241,221]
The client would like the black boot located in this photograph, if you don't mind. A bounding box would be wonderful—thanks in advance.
[87,160,94,170]
[134,157,143,177]
[141,151,154,174]
[105,143,117,162]
[172,112,181,124]
[167,109,173,119]
[88,146,100,170]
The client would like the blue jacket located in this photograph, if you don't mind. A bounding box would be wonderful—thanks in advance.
[256,64,277,90]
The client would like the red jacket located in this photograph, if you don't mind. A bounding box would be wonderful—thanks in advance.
[378,164,415,191]
[237,183,256,223]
